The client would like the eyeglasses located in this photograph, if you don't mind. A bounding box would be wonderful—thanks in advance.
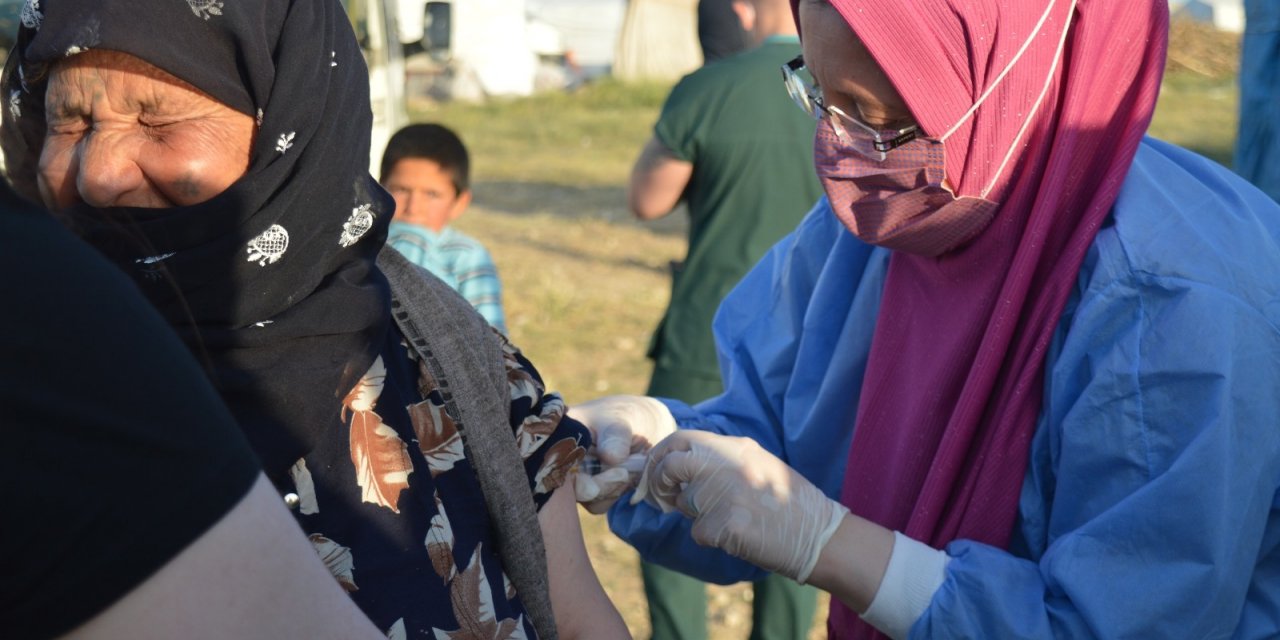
[781,55,919,161]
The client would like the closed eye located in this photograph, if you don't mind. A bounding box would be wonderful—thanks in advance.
[45,115,90,135]
[138,117,184,144]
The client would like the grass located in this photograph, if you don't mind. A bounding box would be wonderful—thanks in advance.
[1148,71,1239,165]
[412,78,671,187]
[407,25,1242,638]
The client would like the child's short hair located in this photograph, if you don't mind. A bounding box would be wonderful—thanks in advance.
[379,123,471,194]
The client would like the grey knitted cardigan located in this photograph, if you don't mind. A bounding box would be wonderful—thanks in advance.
[379,249,557,640]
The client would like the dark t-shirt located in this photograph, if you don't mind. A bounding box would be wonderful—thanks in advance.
[0,187,261,639]
[648,38,824,402]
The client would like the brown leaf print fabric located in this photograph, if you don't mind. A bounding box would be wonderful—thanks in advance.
[409,389,466,478]
[434,543,527,640]
[502,340,543,407]
[288,329,592,638]
[344,357,413,513]
[514,395,565,458]
[289,458,320,515]
[310,534,359,593]
[426,495,457,583]
[387,618,407,639]
[532,437,587,496]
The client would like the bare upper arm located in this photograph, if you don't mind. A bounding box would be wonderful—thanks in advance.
[628,136,694,220]
[58,475,385,640]
[539,481,630,639]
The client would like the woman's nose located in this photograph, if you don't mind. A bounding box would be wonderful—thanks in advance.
[75,131,148,208]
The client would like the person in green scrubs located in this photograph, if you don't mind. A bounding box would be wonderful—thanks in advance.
[625,0,823,635]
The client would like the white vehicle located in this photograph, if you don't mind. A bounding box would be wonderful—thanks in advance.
[397,0,576,100]
[342,0,411,175]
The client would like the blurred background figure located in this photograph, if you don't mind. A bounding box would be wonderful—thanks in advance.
[623,0,822,636]
[382,123,508,334]
[697,0,750,64]
[1235,0,1280,201]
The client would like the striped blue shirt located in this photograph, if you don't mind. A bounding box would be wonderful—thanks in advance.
[387,222,507,334]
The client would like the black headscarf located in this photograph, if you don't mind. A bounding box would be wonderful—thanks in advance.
[2,0,394,479]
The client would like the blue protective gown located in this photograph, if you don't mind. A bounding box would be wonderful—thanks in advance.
[1235,0,1280,202]
[609,137,1280,638]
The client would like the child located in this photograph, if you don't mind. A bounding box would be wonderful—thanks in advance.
[381,124,507,333]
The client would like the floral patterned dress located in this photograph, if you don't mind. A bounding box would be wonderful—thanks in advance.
[284,328,589,639]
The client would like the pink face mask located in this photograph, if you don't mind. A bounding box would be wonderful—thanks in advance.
[813,119,997,256]
[802,0,1071,256]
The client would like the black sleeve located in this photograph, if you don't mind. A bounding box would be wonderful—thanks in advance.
[0,196,262,639]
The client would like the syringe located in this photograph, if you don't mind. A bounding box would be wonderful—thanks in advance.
[579,452,648,476]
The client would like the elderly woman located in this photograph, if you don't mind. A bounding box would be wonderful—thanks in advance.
[2,2,626,639]
[576,0,1280,638]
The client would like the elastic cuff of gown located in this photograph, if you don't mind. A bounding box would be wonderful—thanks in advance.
[859,531,950,640]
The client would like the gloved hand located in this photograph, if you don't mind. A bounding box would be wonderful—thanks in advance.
[569,395,677,514]
[639,430,849,584]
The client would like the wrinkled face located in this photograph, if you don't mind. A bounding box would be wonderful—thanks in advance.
[38,49,256,211]
[797,0,914,130]
[383,157,471,233]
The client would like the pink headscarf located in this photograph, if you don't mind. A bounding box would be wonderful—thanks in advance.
[790,1,1169,637]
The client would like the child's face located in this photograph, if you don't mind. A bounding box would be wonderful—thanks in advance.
[383,157,471,233]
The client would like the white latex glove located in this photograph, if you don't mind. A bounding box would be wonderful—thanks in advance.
[568,395,677,514]
[639,430,849,584]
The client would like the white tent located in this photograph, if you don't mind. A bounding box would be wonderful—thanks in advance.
[613,0,702,81]
[453,0,539,96]
[527,0,628,79]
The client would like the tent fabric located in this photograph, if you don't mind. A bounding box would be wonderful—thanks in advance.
[615,0,702,80]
